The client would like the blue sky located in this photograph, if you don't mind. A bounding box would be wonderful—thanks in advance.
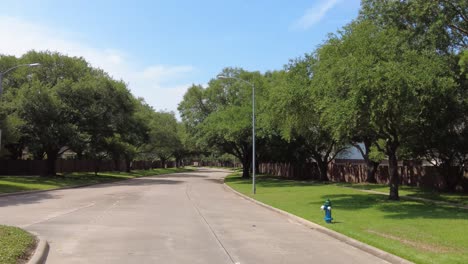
[0,0,361,114]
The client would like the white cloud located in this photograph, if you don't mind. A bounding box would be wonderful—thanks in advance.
[291,0,341,30]
[0,16,193,116]
[140,65,194,81]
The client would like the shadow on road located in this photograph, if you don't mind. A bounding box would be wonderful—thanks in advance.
[152,173,208,179]
[196,168,234,173]
[0,191,59,208]
[0,178,185,207]
[204,178,224,184]
[87,178,185,188]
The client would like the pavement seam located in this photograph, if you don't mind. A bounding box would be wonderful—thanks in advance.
[223,182,413,264]
[185,182,237,264]
[20,202,96,228]
[27,233,49,264]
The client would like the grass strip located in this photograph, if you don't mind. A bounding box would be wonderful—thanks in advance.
[225,174,468,264]
[0,225,36,264]
[0,167,193,194]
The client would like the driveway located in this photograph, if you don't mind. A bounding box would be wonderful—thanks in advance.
[0,168,389,263]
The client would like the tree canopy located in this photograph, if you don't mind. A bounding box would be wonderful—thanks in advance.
[178,1,467,197]
[0,51,187,175]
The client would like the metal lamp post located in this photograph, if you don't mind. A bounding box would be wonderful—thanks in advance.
[0,63,40,95]
[217,74,256,194]
[0,63,41,151]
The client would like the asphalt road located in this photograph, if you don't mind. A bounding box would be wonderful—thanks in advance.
[0,168,390,264]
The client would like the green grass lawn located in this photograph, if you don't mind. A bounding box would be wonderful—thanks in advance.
[335,182,468,206]
[226,174,468,264]
[0,167,193,194]
[0,225,36,264]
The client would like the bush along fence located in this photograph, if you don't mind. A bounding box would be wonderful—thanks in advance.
[0,159,176,176]
[258,161,468,192]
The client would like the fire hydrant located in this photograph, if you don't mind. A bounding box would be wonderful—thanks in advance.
[320,199,333,223]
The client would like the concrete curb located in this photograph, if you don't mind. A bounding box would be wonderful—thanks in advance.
[223,183,413,264]
[27,233,49,264]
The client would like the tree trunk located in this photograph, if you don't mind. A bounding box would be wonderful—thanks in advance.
[255,159,259,175]
[161,159,166,168]
[175,157,182,168]
[125,159,131,173]
[5,144,23,160]
[45,150,58,176]
[242,165,250,178]
[94,160,100,176]
[440,161,460,192]
[366,160,379,183]
[114,159,120,171]
[355,140,379,183]
[316,160,329,181]
[241,155,251,178]
[387,148,399,200]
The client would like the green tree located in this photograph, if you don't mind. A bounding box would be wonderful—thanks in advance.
[1,51,150,175]
[359,0,467,52]
[263,57,344,181]
[0,55,31,159]
[360,0,468,191]
[179,68,264,178]
[16,80,77,174]
[136,100,184,168]
[314,20,457,199]
[173,122,190,167]
[104,94,149,172]
[150,111,181,168]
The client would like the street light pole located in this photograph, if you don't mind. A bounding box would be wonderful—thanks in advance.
[217,74,256,194]
[0,63,40,95]
[0,63,41,152]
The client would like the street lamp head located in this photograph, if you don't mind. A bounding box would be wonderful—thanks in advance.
[216,74,226,79]
[28,63,41,67]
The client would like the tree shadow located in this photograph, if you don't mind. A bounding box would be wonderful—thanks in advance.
[317,193,385,210]
[84,177,185,188]
[403,191,467,206]
[152,173,208,179]
[317,193,468,220]
[0,191,59,207]
[0,178,184,207]
[334,183,467,206]
[197,168,234,173]
[334,182,387,191]
[204,178,224,184]
[377,202,467,220]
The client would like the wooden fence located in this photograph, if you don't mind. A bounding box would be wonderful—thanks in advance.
[259,162,468,192]
[194,161,242,168]
[0,159,175,176]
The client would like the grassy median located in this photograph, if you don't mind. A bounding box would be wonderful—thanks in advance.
[0,167,193,194]
[0,225,36,264]
[225,174,468,264]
